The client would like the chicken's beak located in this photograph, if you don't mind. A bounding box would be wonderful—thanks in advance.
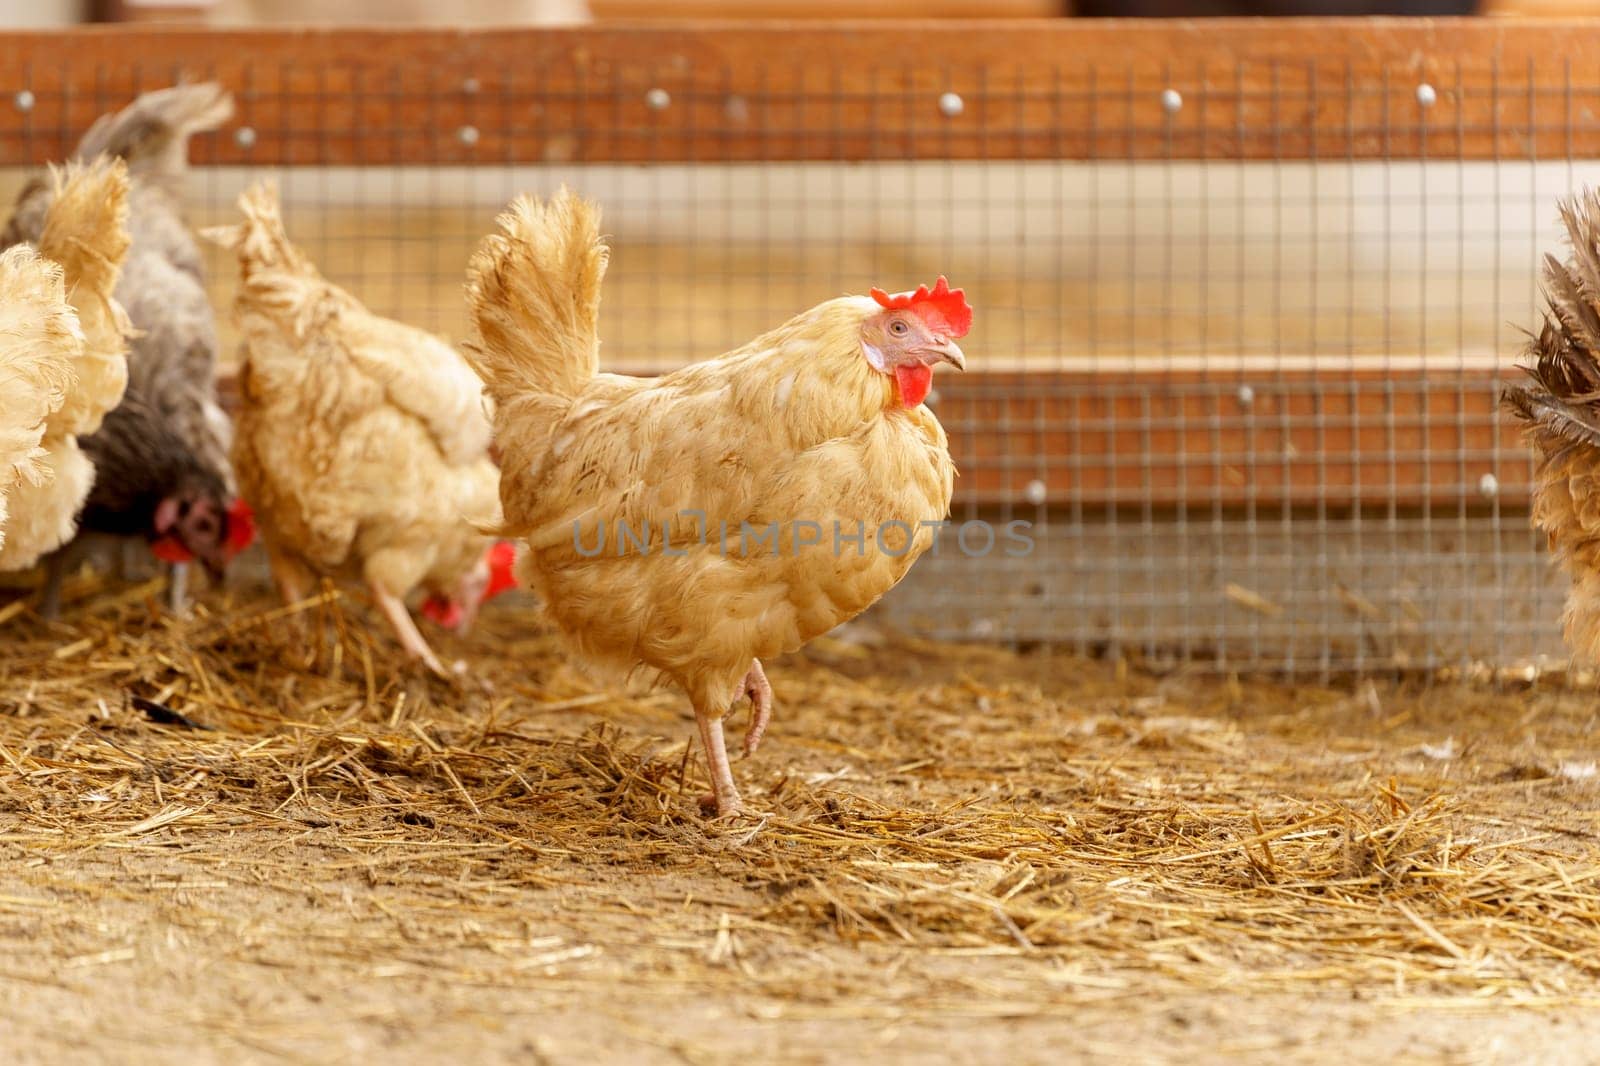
[920,337,965,371]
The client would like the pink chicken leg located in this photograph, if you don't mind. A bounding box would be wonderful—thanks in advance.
[370,580,453,679]
[696,659,775,817]
[740,659,773,758]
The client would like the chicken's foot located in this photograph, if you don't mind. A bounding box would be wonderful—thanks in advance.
[740,658,773,758]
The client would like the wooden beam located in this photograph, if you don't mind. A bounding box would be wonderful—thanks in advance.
[927,367,1530,509]
[0,20,1599,164]
[214,366,1531,510]
[589,1,1068,16]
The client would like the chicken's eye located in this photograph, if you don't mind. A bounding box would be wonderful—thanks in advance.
[890,319,909,336]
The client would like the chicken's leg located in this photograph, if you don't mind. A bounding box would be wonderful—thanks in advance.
[267,547,312,610]
[264,547,318,666]
[37,546,74,620]
[166,561,191,616]
[740,658,774,758]
[118,538,142,579]
[369,580,453,679]
[695,709,743,818]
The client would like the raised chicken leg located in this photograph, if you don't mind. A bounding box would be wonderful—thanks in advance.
[740,658,773,757]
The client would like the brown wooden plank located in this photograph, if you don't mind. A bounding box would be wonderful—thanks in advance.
[589,1,1068,16]
[213,365,1534,510]
[925,367,1532,509]
[1,20,1600,164]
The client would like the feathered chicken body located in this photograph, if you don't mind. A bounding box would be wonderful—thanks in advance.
[209,183,512,675]
[465,190,968,815]
[0,247,82,555]
[0,160,132,572]
[1504,189,1600,659]
[1,83,247,608]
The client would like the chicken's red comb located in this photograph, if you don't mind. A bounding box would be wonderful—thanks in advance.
[485,540,518,600]
[868,276,972,339]
[224,498,257,558]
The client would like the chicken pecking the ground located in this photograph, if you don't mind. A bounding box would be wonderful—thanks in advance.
[1504,188,1600,662]
[463,189,969,817]
[1,82,250,615]
[206,183,516,677]
[0,160,133,575]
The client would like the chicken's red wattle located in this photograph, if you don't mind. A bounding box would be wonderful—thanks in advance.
[421,596,464,628]
[150,534,191,563]
[893,363,934,407]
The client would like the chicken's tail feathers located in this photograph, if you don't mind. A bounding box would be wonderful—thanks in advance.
[35,158,132,321]
[202,180,312,280]
[464,186,608,406]
[1505,188,1600,455]
[32,158,133,436]
[75,82,234,183]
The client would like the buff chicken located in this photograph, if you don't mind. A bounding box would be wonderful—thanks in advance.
[0,160,132,575]
[207,183,515,676]
[463,189,969,816]
[0,247,82,558]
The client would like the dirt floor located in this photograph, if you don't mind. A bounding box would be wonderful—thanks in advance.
[3,574,1600,1065]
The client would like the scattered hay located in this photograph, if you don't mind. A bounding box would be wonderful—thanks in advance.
[2,574,1600,1056]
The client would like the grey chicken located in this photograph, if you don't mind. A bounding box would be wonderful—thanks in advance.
[1,82,251,614]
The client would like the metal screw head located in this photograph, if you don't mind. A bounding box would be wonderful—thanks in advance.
[1025,479,1048,506]
[1478,472,1499,499]
[1237,384,1255,407]
[645,87,671,111]
[1416,83,1437,107]
[233,125,257,149]
[1161,88,1183,114]
[457,124,480,146]
[938,91,964,117]
[462,77,480,95]
[13,89,33,112]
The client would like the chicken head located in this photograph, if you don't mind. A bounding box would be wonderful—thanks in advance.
[151,492,255,580]
[861,276,970,407]
[420,540,519,633]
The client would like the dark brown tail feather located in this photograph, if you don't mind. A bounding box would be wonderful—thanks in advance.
[1504,190,1600,455]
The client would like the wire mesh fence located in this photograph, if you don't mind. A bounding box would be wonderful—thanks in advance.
[0,22,1584,678]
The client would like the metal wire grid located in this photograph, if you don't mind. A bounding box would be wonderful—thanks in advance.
[0,47,1581,678]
